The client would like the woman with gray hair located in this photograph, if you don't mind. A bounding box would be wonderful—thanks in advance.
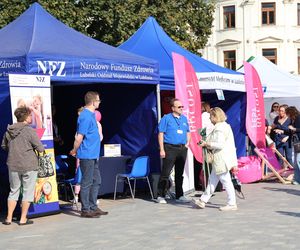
[192,107,238,211]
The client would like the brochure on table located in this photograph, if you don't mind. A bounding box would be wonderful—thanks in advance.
[104,144,121,157]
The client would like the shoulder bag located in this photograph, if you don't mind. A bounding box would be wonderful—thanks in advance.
[292,134,300,153]
[37,151,55,178]
[205,148,214,164]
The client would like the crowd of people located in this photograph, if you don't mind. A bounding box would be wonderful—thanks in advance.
[1,94,300,225]
[268,102,300,184]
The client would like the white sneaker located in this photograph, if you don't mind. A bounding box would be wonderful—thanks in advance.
[176,196,191,203]
[192,198,205,209]
[156,197,167,204]
[219,204,238,211]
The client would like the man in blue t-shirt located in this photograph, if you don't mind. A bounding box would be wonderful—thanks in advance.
[157,98,191,204]
[70,91,108,218]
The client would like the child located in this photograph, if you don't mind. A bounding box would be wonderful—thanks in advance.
[30,95,44,129]
[72,107,84,203]
[95,110,103,141]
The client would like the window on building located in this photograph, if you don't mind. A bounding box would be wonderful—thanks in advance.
[224,6,235,29]
[262,48,277,64]
[298,49,300,74]
[262,2,276,25]
[224,50,236,70]
[298,3,300,25]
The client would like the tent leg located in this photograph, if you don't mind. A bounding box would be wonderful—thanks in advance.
[156,84,161,121]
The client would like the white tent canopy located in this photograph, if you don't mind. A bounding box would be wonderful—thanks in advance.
[247,56,300,98]
[239,56,300,123]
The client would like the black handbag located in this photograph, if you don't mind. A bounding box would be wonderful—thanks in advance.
[37,151,55,178]
[294,142,300,153]
[230,171,245,199]
[293,135,300,153]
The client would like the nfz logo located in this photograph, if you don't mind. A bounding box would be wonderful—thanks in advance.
[37,61,67,77]
[36,76,46,83]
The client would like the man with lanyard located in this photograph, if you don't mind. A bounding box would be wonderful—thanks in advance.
[157,98,191,204]
[70,91,108,218]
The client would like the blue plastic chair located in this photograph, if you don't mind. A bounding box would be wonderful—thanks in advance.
[63,167,82,210]
[114,156,154,200]
[55,155,69,176]
[55,155,69,200]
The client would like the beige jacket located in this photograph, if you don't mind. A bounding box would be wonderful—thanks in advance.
[207,122,237,175]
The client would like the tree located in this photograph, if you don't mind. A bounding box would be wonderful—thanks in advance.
[0,0,215,54]
[85,0,215,54]
[0,0,90,34]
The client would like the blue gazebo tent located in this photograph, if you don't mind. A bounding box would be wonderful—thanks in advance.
[0,5,158,84]
[119,16,243,91]
[0,4,160,213]
[119,17,246,157]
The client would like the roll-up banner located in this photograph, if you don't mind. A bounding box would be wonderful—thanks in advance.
[8,73,60,217]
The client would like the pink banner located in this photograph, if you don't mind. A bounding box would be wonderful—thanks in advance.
[172,52,203,163]
[244,61,266,148]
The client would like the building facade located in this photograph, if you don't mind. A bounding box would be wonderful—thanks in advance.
[201,0,300,74]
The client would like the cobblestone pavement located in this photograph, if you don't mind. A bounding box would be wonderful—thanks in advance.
[0,181,300,250]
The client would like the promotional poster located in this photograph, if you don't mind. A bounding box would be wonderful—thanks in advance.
[8,73,60,216]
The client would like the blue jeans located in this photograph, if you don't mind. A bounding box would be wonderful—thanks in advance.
[294,152,300,183]
[79,159,101,212]
[277,142,293,167]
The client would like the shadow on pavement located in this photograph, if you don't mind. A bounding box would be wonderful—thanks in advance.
[263,187,300,197]
[276,211,300,218]
[165,198,224,210]
[59,204,81,217]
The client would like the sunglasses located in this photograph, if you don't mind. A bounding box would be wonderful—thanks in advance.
[174,106,184,109]
[273,105,279,108]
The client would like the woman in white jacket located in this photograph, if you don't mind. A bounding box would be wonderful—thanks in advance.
[192,107,238,211]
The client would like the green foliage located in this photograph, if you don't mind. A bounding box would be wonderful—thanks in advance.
[0,0,30,27]
[0,0,215,54]
[0,0,89,35]
[85,0,215,54]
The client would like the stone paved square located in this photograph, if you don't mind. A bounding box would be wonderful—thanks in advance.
[1,182,300,250]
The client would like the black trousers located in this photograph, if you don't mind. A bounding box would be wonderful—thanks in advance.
[157,144,188,199]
